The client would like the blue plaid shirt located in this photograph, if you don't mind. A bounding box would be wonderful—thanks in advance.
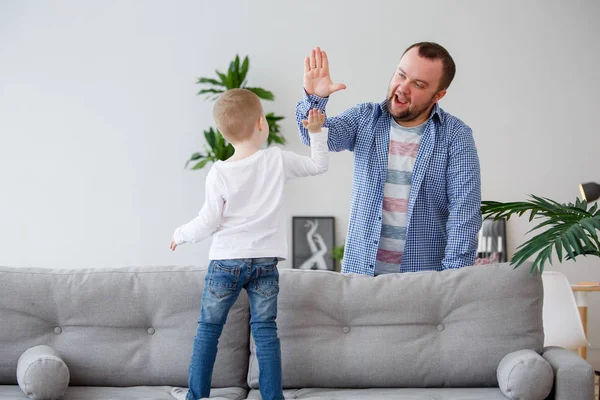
[296,92,481,275]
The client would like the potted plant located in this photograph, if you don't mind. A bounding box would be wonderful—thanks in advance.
[185,55,286,170]
[481,195,600,275]
[332,244,344,268]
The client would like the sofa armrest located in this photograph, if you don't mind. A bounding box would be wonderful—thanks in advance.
[542,346,594,400]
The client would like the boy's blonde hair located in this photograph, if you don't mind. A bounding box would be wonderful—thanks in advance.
[213,88,263,143]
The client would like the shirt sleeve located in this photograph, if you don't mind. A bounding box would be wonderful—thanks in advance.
[295,90,363,152]
[442,125,482,269]
[172,167,225,245]
[282,128,329,180]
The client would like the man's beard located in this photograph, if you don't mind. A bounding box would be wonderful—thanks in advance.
[387,92,436,123]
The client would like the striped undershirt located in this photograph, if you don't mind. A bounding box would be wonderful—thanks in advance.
[375,118,426,275]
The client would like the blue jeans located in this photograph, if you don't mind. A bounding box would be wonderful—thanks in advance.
[187,258,284,400]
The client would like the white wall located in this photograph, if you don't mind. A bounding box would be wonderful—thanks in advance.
[2,0,600,360]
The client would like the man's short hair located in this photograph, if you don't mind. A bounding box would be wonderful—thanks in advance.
[403,42,456,91]
[213,88,263,142]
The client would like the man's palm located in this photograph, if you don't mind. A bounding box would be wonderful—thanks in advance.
[304,47,346,98]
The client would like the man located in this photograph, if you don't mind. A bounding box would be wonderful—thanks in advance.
[296,43,481,276]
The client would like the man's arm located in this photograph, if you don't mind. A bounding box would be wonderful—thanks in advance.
[295,46,360,152]
[442,125,482,269]
[296,93,363,152]
[172,168,225,246]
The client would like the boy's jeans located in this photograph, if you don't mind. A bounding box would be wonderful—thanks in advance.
[187,258,284,400]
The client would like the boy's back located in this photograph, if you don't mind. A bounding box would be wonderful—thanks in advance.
[210,142,327,260]
[172,130,328,261]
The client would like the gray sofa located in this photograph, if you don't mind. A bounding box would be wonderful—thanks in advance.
[0,262,594,400]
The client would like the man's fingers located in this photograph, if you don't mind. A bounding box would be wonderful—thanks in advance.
[302,120,308,127]
[315,49,322,68]
[331,83,347,93]
[306,48,326,72]
[322,51,329,71]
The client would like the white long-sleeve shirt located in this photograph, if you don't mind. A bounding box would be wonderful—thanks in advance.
[173,129,328,260]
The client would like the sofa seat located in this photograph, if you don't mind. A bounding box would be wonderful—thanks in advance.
[0,385,247,400]
[247,387,510,399]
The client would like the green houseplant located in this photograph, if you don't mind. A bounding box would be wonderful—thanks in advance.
[481,195,600,275]
[332,244,344,265]
[185,55,286,170]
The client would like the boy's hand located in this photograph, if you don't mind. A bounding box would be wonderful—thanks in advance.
[170,241,177,251]
[302,109,326,133]
[304,46,346,98]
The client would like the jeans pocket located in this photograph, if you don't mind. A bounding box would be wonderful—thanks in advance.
[207,260,241,299]
[254,263,279,298]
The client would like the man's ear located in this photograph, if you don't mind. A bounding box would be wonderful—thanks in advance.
[433,89,447,104]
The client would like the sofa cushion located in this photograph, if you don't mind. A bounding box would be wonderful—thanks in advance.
[16,345,69,400]
[248,262,543,388]
[497,349,553,400]
[0,265,250,388]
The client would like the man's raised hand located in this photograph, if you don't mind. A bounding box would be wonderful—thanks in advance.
[303,46,346,98]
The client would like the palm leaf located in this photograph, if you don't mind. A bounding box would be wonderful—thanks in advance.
[481,195,600,275]
[213,132,227,160]
[246,87,274,101]
[197,88,224,97]
[185,152,204,169]
[204,128,217,150]
[265,113,286,145]
[215,71,232,89]
[224,143,235,160]
[191,158,211,170]
[196,77,223,87]
[230,55,242,88]
[239,56,249,84]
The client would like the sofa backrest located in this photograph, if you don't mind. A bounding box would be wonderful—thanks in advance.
[248,262,543,388]
[0,265,249,388]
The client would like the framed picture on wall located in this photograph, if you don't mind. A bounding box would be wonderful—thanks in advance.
[475,217,508,265]
[292,216,335,271]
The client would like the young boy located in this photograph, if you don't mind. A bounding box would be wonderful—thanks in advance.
[169,88,328,400]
